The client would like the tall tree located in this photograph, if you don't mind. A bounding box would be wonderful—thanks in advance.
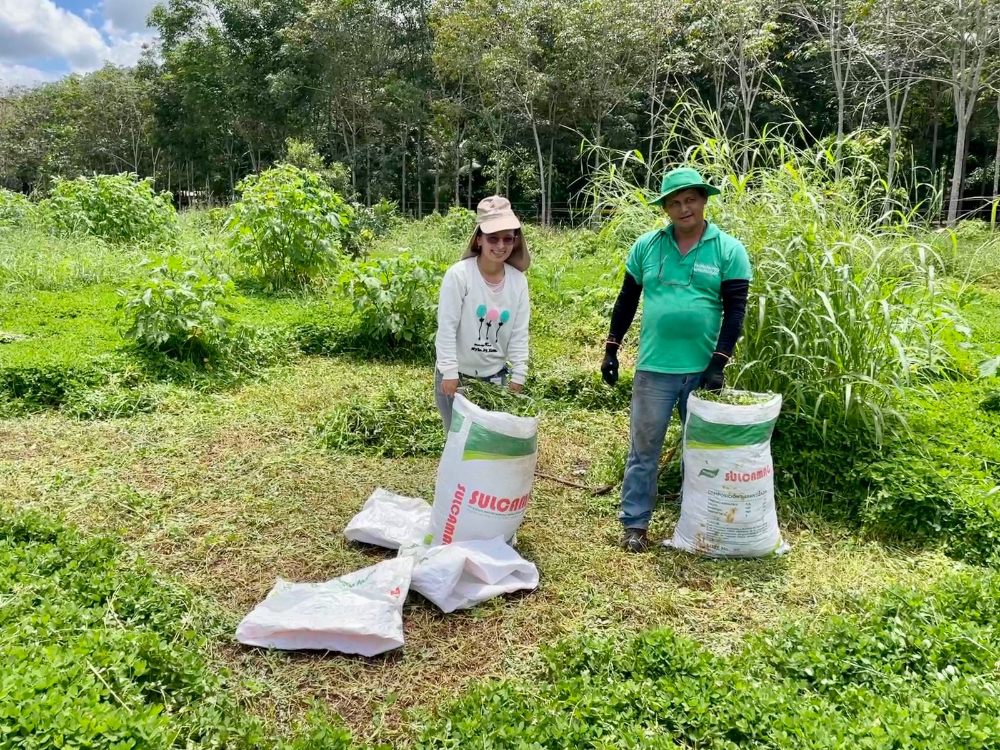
[791,0,858,173]
[911,0,1000,224]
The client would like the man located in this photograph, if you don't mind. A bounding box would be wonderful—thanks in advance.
[601,166,751,553]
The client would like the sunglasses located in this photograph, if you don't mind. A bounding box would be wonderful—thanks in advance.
[481,232,518,246]
[657,237,701,287]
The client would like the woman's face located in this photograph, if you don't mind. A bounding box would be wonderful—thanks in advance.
[477,230,517,263]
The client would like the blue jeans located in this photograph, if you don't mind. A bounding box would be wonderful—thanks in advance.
[619,370,701,530]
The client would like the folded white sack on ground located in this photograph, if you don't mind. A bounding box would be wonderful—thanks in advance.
[235,556,414,656]
[344,487,432,549]
[399,536,539,613]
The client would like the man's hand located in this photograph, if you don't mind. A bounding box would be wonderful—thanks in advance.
[509,381,524,394]
[601,343,620,386]
[440,378,460,396]
[700,353,728,392]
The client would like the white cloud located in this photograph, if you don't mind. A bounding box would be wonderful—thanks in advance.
[0,0,108,69]
[100,0,161,34]
[0,62,62,88]
[104,31,156,67]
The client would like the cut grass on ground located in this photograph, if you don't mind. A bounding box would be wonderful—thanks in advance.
[0,355,965,744]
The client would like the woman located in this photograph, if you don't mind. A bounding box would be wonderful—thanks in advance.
[434,196,531,431]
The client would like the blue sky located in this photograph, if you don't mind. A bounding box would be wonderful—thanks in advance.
[0,0,162,88]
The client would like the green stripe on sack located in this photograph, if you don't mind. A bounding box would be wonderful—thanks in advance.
[685,413,778,447]
[462,423,536,460]
[450,410,465,433]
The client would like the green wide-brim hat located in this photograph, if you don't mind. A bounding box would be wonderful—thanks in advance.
[652,166,721,205]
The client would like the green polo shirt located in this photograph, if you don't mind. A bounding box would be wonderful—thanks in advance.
[624,221,751,374]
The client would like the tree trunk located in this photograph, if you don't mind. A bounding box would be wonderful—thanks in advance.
[547,133,555,226]
[930,111,940,177]
[467,150,473,209]
[453,132,461,207]
[416,128,423,218]
[529,114,546,226]
[646,61,658,190]
[947,116,968,225]
[992,94,1000,205]
[401,127,407,215]
[365,145,371,207]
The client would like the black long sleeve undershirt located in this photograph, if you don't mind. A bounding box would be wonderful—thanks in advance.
[716,279,749,357]
[607,272,642,343]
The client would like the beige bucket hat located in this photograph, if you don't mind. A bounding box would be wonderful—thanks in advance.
[462,195,531,272]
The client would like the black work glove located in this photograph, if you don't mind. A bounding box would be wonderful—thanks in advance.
[700,352,728,392]
[601,343,620,386]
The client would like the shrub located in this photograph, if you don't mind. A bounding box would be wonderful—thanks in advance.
[0,362,107,408]
[771,390,1000,567]
[120,254,235,364]
[442,205,477,241]
[281,138,355,199]
[39,173,176,243]
[339,253,443,352]
[0,188,31,228]
[348,198,402,254]
[226,164,355,289]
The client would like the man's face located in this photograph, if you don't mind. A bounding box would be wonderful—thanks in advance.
[663,189,707,233]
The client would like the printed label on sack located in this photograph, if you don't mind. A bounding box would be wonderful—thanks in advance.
[440,482,531,544]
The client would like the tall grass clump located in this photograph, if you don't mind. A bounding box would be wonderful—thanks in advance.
[584,101,965,442]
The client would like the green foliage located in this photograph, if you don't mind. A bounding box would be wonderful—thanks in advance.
[0,188,31,228]
[530,368,633,410]
[0,362,106,409]
[416,569,1000,748]
[38,173,176,243]
[61,384,168,420]
[459,379,537,417]
[226,164,355,289]
[338,253,443,352]
[980,391,1000,412]
[281,138,355,199]
[353,198,401,237]
[772,383,1000,566]
[316,381,443,457]
[442,205,477,241]
[120,254,235,364]
[0,510,355,750]
[0,229,145,291]
[0,286,123,407]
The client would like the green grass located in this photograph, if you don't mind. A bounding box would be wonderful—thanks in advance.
[0,510,353,750]
[0,355,964,744]
[0,286,123,366]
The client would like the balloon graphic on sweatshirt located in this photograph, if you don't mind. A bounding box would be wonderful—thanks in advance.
[494,309,511,344]
[484,308,500,342]
[476,303,488,341]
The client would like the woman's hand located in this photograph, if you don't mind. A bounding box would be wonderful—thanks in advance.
[440,378,460,396]
[508,382,524,394]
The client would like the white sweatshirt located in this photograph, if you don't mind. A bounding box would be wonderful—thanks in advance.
[435,257,530,384]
